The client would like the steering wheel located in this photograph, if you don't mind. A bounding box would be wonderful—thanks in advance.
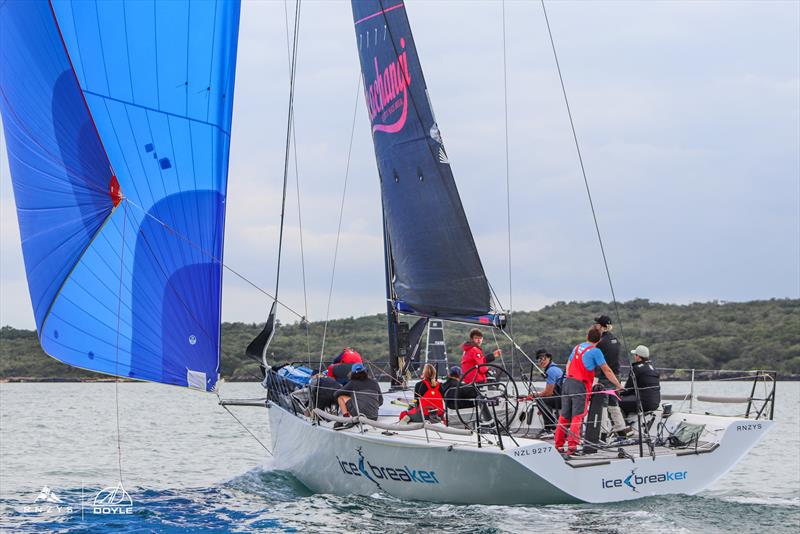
[454,363,519,432]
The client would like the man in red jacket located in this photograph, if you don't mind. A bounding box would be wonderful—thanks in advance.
[460,329,502,384]
[326,348,363,384]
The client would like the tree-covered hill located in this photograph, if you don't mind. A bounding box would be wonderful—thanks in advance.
[1,299,798,381]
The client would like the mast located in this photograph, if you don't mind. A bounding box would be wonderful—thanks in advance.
[381,199,402,386]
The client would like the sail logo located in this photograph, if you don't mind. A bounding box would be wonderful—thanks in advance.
[365,37,412,134]
[35,485,62,503]
[22,486,73,514]
[601,468,687,492]
[92,482,133,515]
[337,447,439,488]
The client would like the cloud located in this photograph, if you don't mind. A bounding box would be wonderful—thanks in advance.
[1,0,798,330]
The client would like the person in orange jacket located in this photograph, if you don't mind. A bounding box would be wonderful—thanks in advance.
[460,329,501,384]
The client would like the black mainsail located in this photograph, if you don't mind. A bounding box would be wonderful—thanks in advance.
[351,0,503,383]
[351,0,498,320]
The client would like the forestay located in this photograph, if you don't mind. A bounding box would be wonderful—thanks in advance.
[351,0,491,318]
[0,0,241,391]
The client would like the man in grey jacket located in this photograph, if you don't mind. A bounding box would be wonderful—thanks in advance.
[334,363,384,420]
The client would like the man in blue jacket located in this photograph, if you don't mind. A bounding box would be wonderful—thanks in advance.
[531,349,563,432]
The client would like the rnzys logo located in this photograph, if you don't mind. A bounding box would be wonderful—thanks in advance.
[736,423,762,432]
[35,486,62,503]
[22,486,73,514]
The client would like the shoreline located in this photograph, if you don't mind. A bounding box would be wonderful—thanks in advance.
[2,375,797,383]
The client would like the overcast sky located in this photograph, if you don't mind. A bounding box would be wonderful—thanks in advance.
[1,0,798,330]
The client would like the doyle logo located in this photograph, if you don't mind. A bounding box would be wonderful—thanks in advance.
[365,37,411,134]
[337,447,439,489]
[602,468,687,492]
[92,482,133,515]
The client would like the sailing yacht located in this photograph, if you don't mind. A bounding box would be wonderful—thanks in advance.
[0,0,775,505]
[254,0,775,505]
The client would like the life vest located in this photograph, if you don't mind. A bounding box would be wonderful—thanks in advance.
[566,342,597,391]
[418,379,445,416]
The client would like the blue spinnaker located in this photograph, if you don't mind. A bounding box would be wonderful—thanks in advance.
[0,0,241,391]
[351,0,491,318]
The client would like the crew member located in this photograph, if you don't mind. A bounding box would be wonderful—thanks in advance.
[554,329,623,455]
[334,363,383,422]
[308,372,341,413]
[460,329,501,384]
[531,349,563,432]
[440,366,461,402]
[399,364,445,423]
[619,345,661,417]
[593,315,627,436]
[441,366,480,411]
[327,347,363,385]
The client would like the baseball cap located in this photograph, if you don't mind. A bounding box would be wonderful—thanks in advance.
[594,315,612,326]
[630,345,650,359]
[449,365,461,377]
[351,363,366,373]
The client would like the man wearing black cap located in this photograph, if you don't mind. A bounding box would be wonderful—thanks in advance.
[593,315,628,437]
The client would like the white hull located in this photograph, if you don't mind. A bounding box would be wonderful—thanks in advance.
[266,403,771,504]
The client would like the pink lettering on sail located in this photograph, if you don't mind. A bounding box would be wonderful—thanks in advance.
[364,37,411,134]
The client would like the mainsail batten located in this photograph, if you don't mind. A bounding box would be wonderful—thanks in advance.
[0,0,241,391]
[351,0,492,318]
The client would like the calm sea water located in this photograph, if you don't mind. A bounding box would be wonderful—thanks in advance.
[0,380,797,533]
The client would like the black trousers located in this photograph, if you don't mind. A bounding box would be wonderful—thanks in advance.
[620,394,660,417]
[535,396,560,431]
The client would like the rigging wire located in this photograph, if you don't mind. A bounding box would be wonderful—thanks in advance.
[219,400,273,456]
[540,0,645,454]
[500,0,515,377]
[499,328,544,376]
[318,74,363,370]
[539,0,628,348]
[282,0,312,367]
[124,198,305,321]
[274,0,303,300]
[112,202,128,485]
